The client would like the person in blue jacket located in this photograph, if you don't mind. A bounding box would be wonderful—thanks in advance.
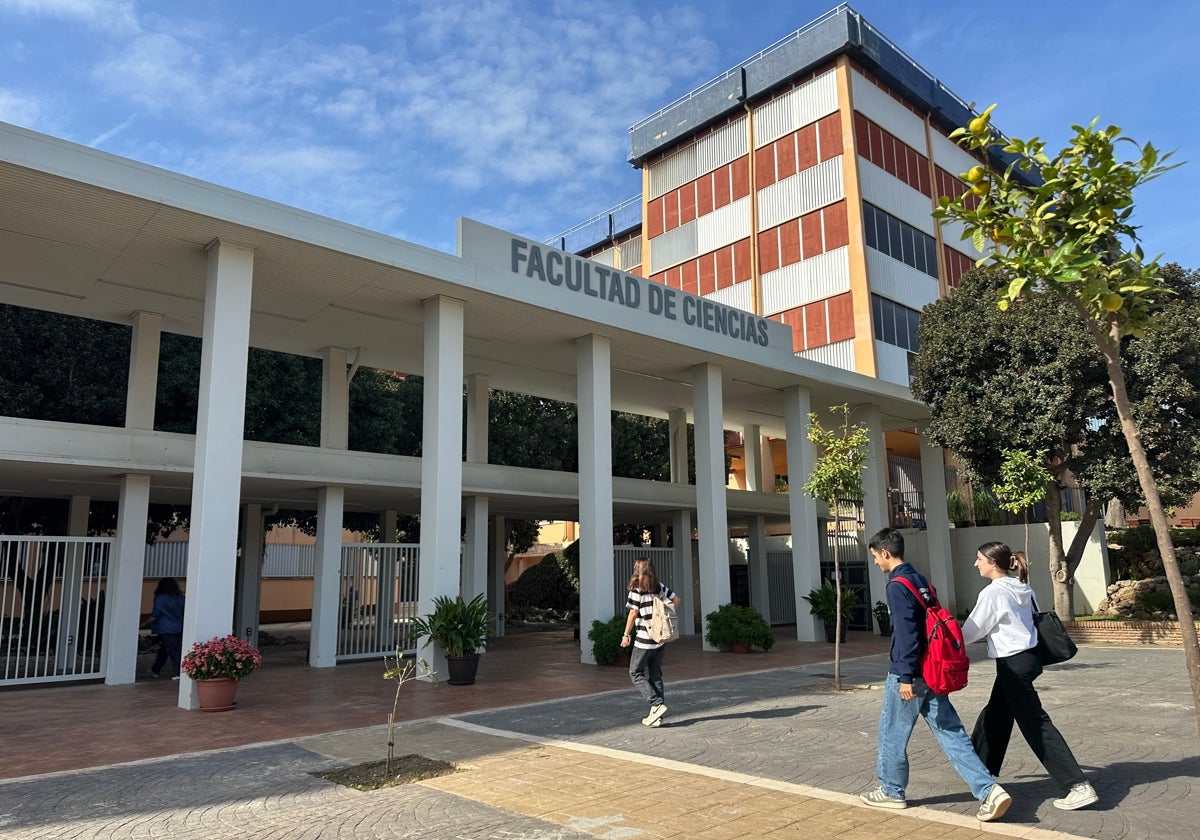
[141,577,185,679]
[859,528,1013,822]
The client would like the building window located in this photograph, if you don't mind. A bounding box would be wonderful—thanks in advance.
[871,293,921,353]
[862,202,938,280]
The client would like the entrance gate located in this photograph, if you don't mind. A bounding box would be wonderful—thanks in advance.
[1,536,113,686]
[336,543,421,661]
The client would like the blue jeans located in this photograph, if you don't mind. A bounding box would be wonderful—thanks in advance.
[629,645,665,707]
[876,673,995,801]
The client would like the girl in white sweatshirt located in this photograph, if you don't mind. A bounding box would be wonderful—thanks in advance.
[961,541,1099,811]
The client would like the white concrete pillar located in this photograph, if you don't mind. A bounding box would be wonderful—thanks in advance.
[668,408,689,484]
[310,486,344,668]
[418,296,465,678]
[105,475,150,685]
[490,514,507,636]
[671,509,695,636]
[463,496,488,603]
[577,334,614,664]
[465,373,489,464]
[747,515,770,622]
[855,403,891,611]
[743,424,763,492]
[920,434,957,612]
[57,495,90,662]
[235,503,264,647]
[125,311,162,429]
[693,362,730,650]
[321,346,350,449]
[784,386,822,641]
[652,524,669,547]
[382,510,398,543]
[180,240,254,710]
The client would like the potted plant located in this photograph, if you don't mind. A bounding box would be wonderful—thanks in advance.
[587,615,628,665]
[972,489,1002,527]
[946,490,971,527]
[873,600,893,636]
[703,603,774,652]
[181,634,262,712]
[802,581,857,643]
[410,593,492,685]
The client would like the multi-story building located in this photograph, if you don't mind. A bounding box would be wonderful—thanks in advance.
[554,4,1008,519]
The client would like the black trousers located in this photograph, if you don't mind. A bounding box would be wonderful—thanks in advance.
[971,648,1086,790]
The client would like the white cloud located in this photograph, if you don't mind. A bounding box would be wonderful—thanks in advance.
[0,0,138,33]
[0,88,46,127]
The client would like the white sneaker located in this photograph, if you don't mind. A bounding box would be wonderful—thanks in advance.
[859,786,906,809]
[641,703,667,726]
[977,784,1012,822]
[1053,782,1098,811]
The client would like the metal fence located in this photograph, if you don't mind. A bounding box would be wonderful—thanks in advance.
[1,536,113,686]
[336,544,421,662]
[612,547,674,616]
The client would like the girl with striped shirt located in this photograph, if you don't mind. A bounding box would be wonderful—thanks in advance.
[620,558,681,727]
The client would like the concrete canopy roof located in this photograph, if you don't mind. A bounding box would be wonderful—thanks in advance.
[0,121,927,522]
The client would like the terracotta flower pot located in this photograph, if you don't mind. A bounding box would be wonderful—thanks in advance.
[731,640,751,653]
[195,677,239,712]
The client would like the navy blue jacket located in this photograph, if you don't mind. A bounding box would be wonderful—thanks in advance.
[885,563,933,684]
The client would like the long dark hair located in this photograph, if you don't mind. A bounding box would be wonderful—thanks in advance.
[154,577,182,597]
[627,558,659,594]
[978,542,1029,584]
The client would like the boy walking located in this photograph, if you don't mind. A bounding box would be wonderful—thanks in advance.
[861,528,1013,822]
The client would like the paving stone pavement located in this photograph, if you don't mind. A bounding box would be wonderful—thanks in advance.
[0,644,1196,839]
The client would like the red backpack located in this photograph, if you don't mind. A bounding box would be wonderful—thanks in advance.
[891,577,970,695]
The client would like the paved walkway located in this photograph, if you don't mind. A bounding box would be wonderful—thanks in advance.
[1,644,1197,839]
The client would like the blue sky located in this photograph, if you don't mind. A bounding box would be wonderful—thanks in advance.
[1,1,1196,266]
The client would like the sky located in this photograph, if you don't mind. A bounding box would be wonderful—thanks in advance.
[1,0,1197,266]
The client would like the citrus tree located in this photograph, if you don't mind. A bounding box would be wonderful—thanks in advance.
[803,404,869,690]
[936,107,1200,735]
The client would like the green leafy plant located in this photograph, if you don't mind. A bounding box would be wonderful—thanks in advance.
[946,490,970,524]
[382,656,436,774]
[872,600,891,630]
[995,448,1052,551]
[587,615,627,665]
[802,581,858,625]
[410,594,492,658]
[703,603,774,651]
[803,403,868,688]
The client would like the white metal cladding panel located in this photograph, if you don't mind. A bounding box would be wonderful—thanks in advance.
[618,236,642,269]
[761,247,850,315]
[930,131,979,175]
[648,221,699,274]
[707,279,754,312]
[590,246,617,267]
[696,196,750,254]
[696,116,747,176]
[758,157,844,230]
[648,144,698,200]
[874,341,912,387]
[859,159,936,235]
[753,70,838,148]
[941,218,986,257]
[798,338,855,371]
[851,70,928,154]
[866,248,940,311]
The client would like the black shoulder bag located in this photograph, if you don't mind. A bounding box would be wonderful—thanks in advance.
[1031,594,1078,665]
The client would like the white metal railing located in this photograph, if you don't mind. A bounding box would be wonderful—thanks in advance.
[766,551,797,624]
[1,536,113,686]
[143,541,188,578]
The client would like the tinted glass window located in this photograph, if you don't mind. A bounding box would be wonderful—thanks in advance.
[908,309,921,352]
[863,203,877,249]
[872,294,884,340]
[901,225,915,268]
[880,298,896,345]
[887,218,903,261]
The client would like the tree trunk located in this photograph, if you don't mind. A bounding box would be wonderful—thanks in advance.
[1104,497,1127,530]
[1044,482,1073,619]
[1087,316,1200,738]
[832,513,842,691]
[1065,498,1104,582]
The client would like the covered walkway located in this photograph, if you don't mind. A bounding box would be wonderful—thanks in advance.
[0,626,889,779]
